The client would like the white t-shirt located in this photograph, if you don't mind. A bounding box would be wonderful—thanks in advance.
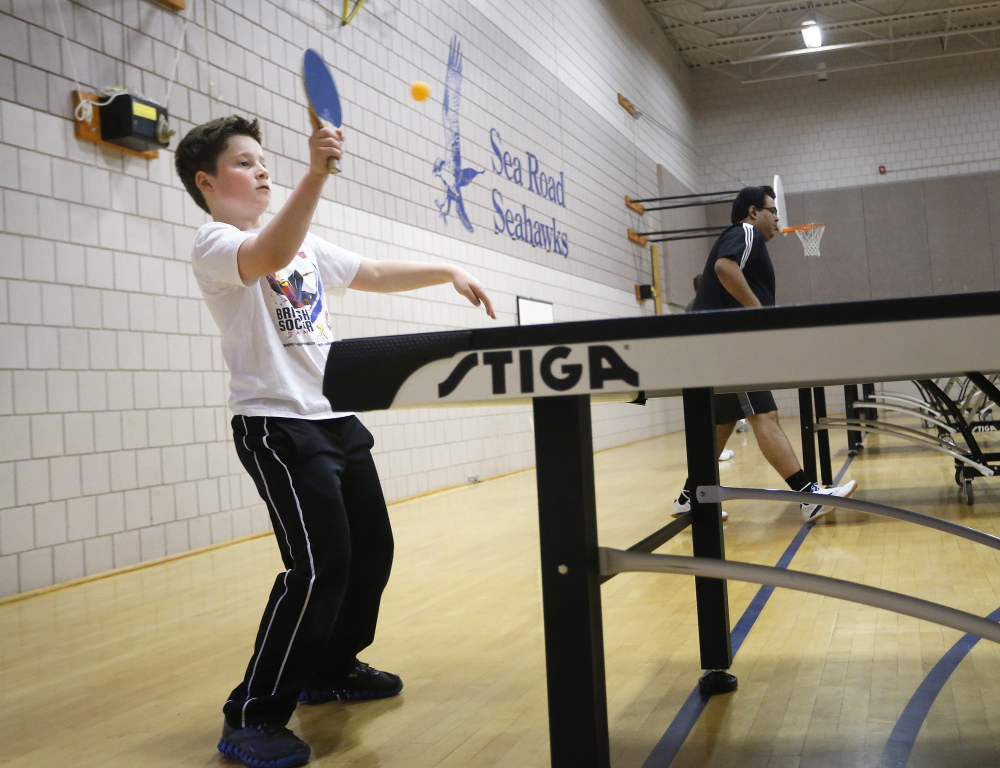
[192,221,362,419]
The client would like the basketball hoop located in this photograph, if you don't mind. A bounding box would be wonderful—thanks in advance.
[787,222,825,258]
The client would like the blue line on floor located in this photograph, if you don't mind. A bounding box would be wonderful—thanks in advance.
[875,604,1000,768]
[639,526,813,768]
[641,456,855,768]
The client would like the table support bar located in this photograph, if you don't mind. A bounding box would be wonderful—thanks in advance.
[599,548,1000,644]
[697,486,1000,551]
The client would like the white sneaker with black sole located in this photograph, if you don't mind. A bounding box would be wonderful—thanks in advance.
[800,480,857,523]
[670,497,728,521]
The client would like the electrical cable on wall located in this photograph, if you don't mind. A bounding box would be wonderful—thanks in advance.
[644,109,746,187]
[58,0,140,122]
[55,0,96,122]
[163,5,191,110]
[625,97,747,188]
[158,2,191,143]
[880,157,1000,175]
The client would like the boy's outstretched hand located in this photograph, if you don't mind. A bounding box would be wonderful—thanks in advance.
[308,111,345,175]
[452,268,496,319]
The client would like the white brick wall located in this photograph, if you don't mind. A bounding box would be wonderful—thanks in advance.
[0,0,695,596]
[693,52,1000,194]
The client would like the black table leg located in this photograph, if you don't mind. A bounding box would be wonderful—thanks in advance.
[682,388,734,692]
[798,388,817,485]
[844,384,862,453]
[532,395,610,768]
[814,387,833,486]
[863,383,878,421]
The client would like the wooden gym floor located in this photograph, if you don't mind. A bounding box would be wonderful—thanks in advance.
[4,407,1000,768]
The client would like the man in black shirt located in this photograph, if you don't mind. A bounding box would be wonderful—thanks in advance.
[672,186,856,523]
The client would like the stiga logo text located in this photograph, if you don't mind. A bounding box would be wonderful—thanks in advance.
[437,345,639,398]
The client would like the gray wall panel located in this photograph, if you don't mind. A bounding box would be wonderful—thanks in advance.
[770,242,810,304]
[656,165,709,310]
[801,188,870,304]
[863,182,932,299]
[770,191,811,306]
[794,171,1000,303]
[987,174,1000,285]
[924,175,994,294]
[706,200,730,228]
[673,171,1000,309]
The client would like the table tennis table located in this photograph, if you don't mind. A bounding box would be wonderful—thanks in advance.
[323,290,1000,768]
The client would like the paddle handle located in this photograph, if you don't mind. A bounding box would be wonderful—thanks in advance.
[317,117,341,175]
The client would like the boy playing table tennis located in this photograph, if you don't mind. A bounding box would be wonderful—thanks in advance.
[175,113,495,768]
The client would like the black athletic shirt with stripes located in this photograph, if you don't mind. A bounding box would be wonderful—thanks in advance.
[692,222,776,311]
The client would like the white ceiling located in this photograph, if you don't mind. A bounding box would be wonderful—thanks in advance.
[642,0,1000,82]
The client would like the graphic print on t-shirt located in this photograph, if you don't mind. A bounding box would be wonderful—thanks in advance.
[266,251,332,345]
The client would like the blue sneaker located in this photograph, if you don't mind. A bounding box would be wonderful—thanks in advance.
[298,660,403,704]
[217,722,310,768]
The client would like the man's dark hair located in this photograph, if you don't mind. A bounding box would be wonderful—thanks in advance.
[731,185,776,224]
[174,116,262,214]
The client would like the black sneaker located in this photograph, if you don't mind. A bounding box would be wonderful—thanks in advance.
[298,660,403,704]
[217,722,310,768]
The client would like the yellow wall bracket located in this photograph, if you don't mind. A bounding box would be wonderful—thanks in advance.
[650,244,663,315]
[628,229,647,247]
[617,93,637,117]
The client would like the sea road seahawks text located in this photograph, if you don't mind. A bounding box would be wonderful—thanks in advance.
[490,129,569,256]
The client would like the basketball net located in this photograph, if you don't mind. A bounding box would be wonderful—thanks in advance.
[786,222,825,258]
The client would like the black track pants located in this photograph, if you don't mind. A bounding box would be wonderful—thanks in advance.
[223,415,394,728]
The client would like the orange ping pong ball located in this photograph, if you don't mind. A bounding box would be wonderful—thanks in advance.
[410,81,431,102]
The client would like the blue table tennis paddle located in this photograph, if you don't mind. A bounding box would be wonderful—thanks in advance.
[302,48,342,175]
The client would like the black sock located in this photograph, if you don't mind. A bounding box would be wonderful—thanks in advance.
[678,478,693,501]
[784,470,812,491]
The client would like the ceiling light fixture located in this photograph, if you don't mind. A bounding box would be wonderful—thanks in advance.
[802,20,823,48]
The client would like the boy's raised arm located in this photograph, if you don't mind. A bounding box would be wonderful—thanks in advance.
[237,115,344,281]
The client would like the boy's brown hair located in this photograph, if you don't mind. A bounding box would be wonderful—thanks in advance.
[174,116,262,214]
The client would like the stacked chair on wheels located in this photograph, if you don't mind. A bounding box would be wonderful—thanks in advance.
[817,374,1000,505]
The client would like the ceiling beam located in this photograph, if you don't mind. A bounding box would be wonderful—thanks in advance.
[727,20,1000,62]
[655,0,1000,28]
[668,2,1000,50]
[646,0,708,9]
[737,43,1000,80]
[655,0,856,19]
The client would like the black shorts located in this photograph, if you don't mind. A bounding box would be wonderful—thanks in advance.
[714,390,778,425]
